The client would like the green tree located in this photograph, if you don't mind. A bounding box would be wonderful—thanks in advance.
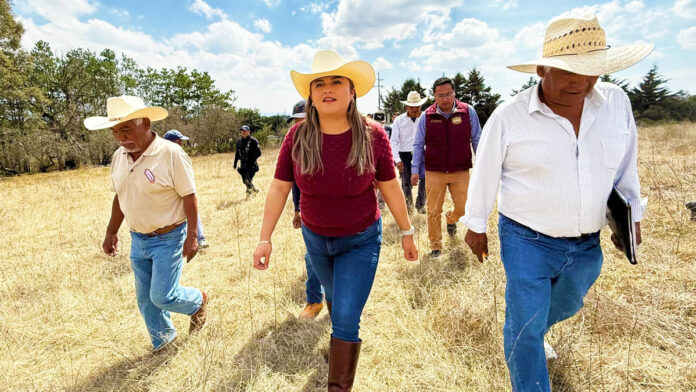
[458,68,501,126]
[600,74,630,94]
[629,65,674,121]
[380,78,430,119]
[511,76,538,96]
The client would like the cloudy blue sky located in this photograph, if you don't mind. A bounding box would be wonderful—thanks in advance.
[12,0,696,115]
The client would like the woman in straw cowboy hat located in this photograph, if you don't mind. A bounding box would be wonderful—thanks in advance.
[461,15,651,392]
[252,50,418,391]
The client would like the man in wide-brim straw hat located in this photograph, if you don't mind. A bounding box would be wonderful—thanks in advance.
[461,15,651,391]
[390,91,428,214]
[85,96,209,351]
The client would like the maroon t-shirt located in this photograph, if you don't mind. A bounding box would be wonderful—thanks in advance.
[275,122,396,236]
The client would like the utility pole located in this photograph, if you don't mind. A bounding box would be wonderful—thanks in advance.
[376,72,384,111]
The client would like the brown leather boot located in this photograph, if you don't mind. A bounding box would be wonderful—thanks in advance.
[327,337,361,392]
[189,290,208,333]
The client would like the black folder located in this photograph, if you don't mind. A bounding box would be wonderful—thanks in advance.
[606,187,638,264]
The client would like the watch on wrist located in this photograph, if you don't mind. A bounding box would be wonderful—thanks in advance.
[400,225,415,236]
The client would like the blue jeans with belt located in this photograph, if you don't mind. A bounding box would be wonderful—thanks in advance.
[130,223,203,349]
[498,214,603,392]
[301,218,382,342]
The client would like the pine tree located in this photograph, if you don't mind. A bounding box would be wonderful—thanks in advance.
[629,65,673,120]
[458,68,501,126]
[511,76,538,96]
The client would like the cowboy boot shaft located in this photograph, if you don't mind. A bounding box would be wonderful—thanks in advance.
[328,337,361,392]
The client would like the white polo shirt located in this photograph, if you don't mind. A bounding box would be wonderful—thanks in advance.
[110,134,196,234]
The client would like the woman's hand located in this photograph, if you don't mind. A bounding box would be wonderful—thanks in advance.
[253,243,272,270]
[401,235,418,261]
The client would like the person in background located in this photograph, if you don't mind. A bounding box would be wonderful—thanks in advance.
[287,100,325,319]
[234,125,262,197]
[461,15,651,392]
[253,50,418,391]
[85,96,208,352]
[411,77,482,257]
[390,91,427,214]
[164,130,209,249]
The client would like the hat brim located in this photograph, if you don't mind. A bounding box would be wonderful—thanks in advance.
[84,107,168,130]
[507,43,653,76]
[401,98,427,107]
[290,60,376,99]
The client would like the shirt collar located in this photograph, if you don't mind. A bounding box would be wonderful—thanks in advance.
[528,83,606,116]
[436,100,460,116]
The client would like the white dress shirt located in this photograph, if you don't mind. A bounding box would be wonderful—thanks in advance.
[389,112,419,162]
[461,82,643,237]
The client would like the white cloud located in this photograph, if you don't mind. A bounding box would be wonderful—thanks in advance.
[673,0,696,18]
[14,0,97,23]
[254,18,272,33]
[300,3,329,14]
[189,0,227,20]
[17,12,318,113]
[372,57,393,71]
[262,0,281,7]
[318,0,461,56]
[677,26,696,50]
[493,0,518,11]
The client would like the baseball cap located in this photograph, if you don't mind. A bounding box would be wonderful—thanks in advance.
[163,129,189,141]
[240,125,251,132]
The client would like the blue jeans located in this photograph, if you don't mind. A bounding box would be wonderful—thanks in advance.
[498,214,603,392]
[304,253,324,304]
[196,215,205,241]
[130,223,203,349]
[302,218,382,342]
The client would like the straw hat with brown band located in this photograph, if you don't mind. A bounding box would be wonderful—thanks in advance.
[508,15,653,76]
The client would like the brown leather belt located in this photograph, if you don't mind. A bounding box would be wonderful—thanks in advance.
[142,222,184,237]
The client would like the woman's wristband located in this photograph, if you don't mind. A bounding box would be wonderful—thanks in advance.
[258,240,271,245]
[399,225,415,236]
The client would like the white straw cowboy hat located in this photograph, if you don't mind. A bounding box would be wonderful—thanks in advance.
[84,95,168,130]
[508,15,653,76]
[290,50,376,99]
[401,91,427,107]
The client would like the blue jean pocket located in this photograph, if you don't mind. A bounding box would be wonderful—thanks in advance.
[499,216,539,240]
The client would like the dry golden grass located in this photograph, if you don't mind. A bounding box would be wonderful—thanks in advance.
[1,123,695,391]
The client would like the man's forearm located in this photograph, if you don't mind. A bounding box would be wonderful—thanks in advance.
[183,194,198,238]
[106,195,125,234]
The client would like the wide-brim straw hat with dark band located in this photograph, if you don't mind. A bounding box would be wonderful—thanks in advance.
[290,50,376,99]
[508,15,653,76]
[84,95,168,130]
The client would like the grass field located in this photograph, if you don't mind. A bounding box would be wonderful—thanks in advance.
[1,123,695,391]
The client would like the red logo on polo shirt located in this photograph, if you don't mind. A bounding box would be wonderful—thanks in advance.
[144,169,155,183]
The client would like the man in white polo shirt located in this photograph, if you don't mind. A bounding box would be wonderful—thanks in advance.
[85,96,208,351]
[390,91,427,214]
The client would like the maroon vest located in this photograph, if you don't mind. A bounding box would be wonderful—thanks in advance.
[424,100,472,172]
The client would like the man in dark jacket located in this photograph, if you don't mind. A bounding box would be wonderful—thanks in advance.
[234,125,261,197]
[411,77,482,257]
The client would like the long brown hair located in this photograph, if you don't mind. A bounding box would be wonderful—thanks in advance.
[292,79,374,176]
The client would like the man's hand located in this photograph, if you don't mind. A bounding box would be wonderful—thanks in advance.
[396,161,404,172]
[103,232,119,256]
[464,229,488,263]
[253,243,272,270]
[411,174,419,186]
[292,211,301,229]
[401,235,419,261]
[611,222,642,251]
[183,235,199,262]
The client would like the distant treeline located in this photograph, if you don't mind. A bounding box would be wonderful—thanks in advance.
[2,1,694,176]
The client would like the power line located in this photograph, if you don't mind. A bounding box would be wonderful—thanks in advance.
[376,72,384,111]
